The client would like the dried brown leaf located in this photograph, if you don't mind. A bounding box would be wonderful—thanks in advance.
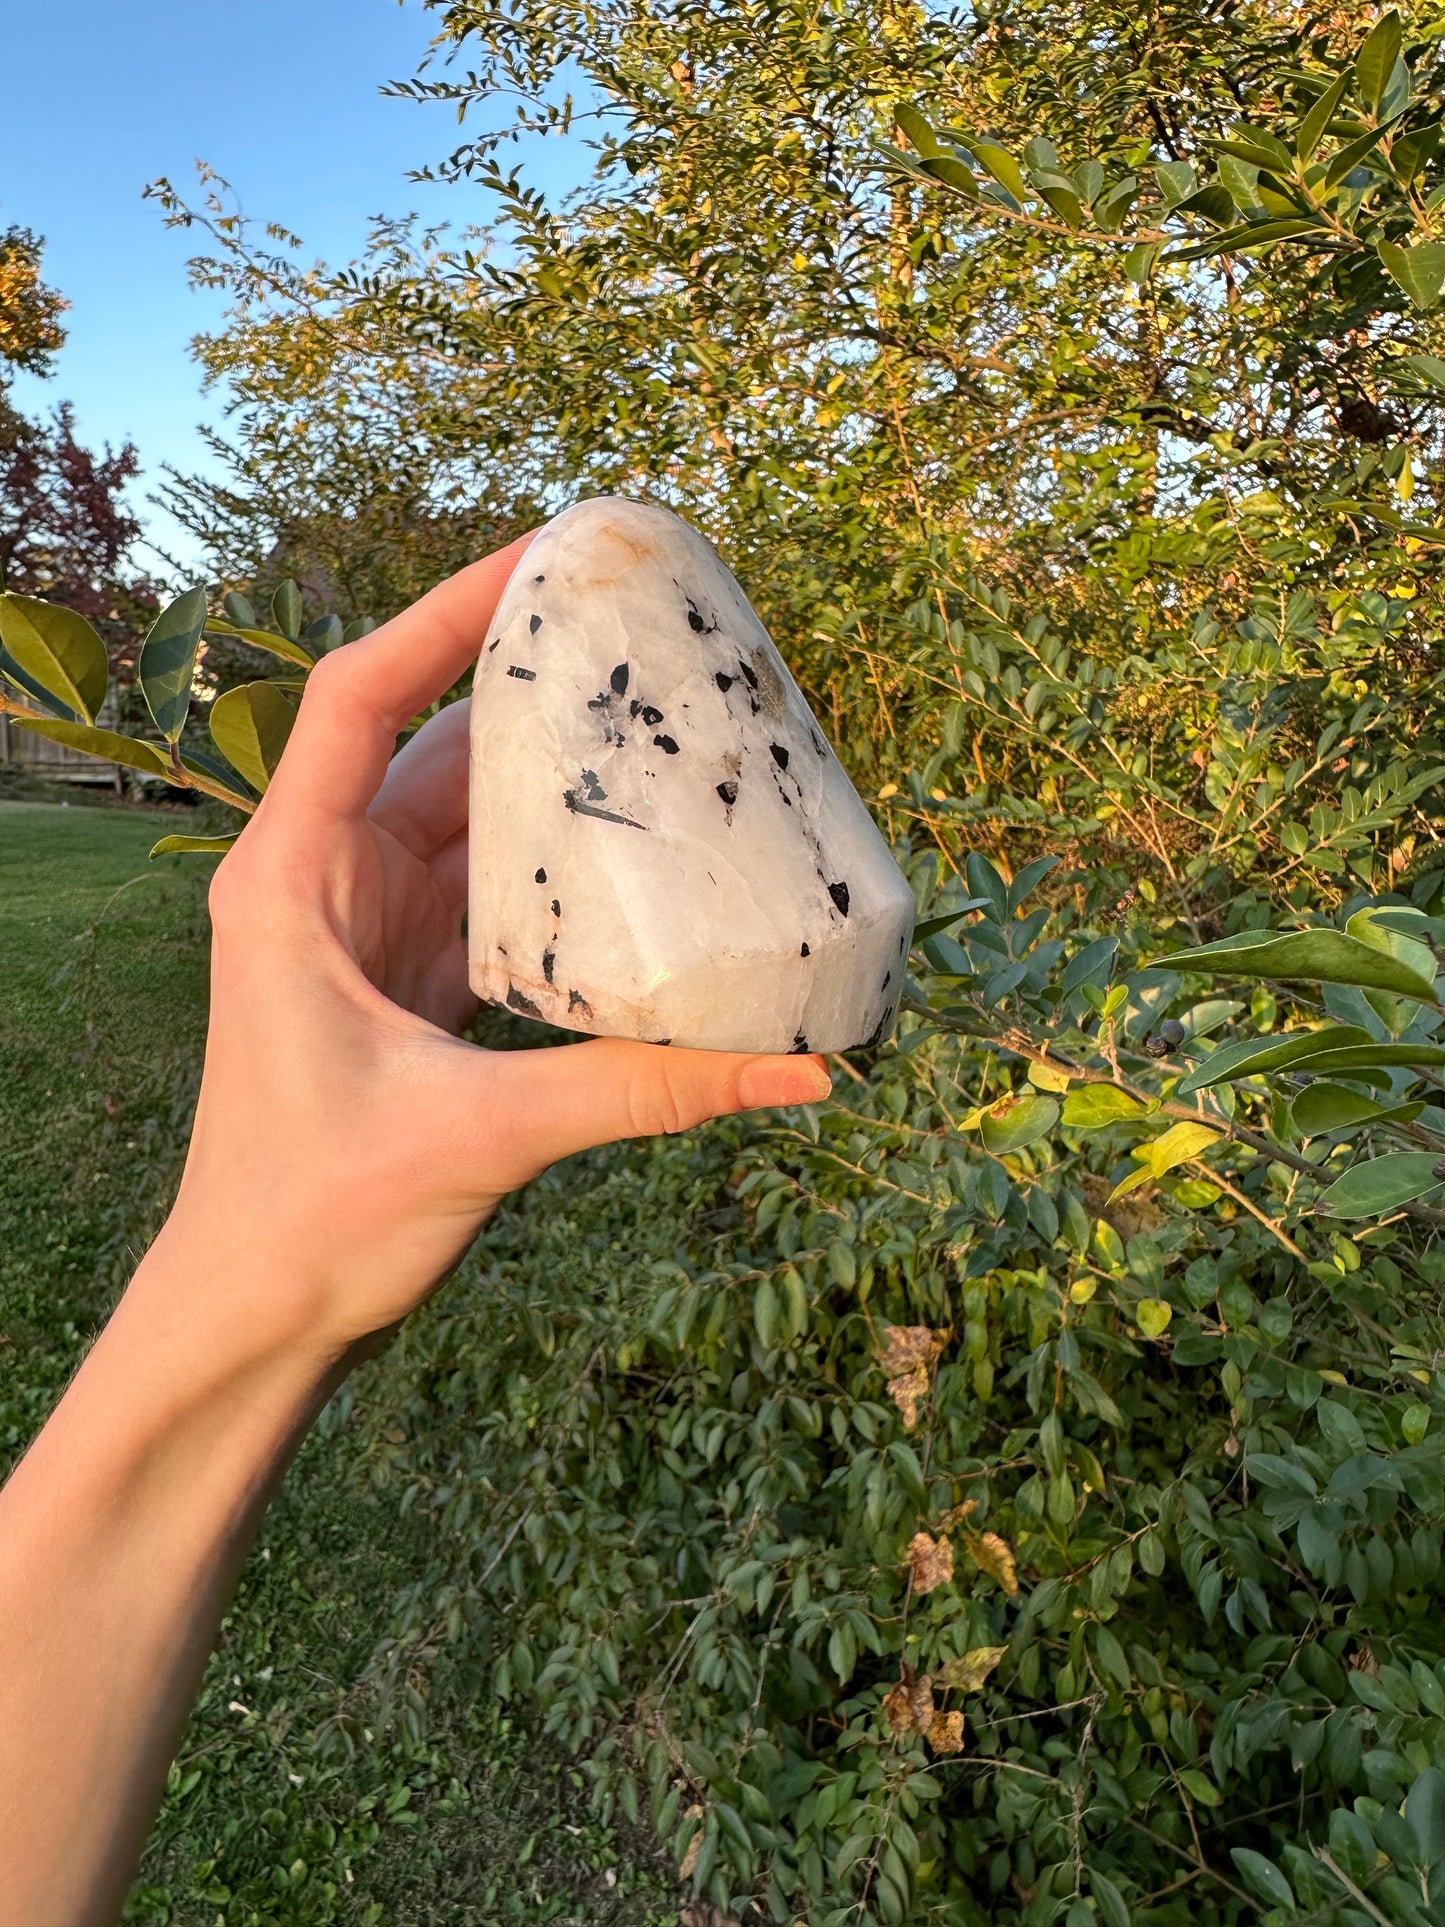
[941,1498,980,1531]
[927,1709,965,1754]
[882,1682,915,1738]
[906,1675,935,1731]
[936,1644,1007,1694]
[906,1530,955,1595]
[886,1366,929,1430]
[878,1324,946,1378]
[679,1805,705,1880]
[964,1530,1019,1597]
[879,1327,948,1428]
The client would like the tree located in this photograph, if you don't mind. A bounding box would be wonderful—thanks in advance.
[0,229,158,690]
[0,402,159,677]
[0,226,67,379]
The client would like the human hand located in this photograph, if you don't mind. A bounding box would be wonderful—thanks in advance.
[156,535,831,1364]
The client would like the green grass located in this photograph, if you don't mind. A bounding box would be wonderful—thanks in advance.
[0,803,679,1927]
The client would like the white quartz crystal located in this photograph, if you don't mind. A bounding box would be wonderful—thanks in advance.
[468,496,916,1053]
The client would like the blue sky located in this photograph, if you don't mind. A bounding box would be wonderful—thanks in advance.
[3,0,584,578]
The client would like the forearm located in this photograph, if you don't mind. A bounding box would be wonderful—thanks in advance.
[0,1230,347,1927]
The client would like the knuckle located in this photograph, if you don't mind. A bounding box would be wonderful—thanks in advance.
[627,1065,691,1139]
[302,649,353,705]
[206,852,248,928]
[206,836,271,930]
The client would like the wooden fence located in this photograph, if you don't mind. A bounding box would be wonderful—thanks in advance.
[0,712,125,790]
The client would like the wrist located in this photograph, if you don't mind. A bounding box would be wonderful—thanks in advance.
[132,1207,357,1383]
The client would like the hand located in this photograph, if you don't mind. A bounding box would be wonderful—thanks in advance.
[158,534,831,1363]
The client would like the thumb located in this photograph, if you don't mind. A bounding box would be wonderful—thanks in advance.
[480,1037,832,1177]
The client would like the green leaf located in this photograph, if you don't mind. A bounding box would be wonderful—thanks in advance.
[1136,1298,1172,1338]
[1109,1119,1220,1204]
[139,587,208,742]
[911,898,993,944]
[272,579,303,640]
[965,851,1008,919]
[1406,1766,1445,1865]
[1330,1806,1378,1882]
[753,1275,779,1349]
[1122,241,1160,282]
[1028,1059,1072,1093]
[1166,216,1327,264]
[1147,1120,1220,1176]
[921,154,980,194]
[979,1094,1058,1155]
[1248,1453,1317,1494]
[1285,1043,1445,1073]
[223,590,257,628]
[1090,1869,1131,1927]
[181,746,256,798]
[8,716,169,776]
[1216,153,1262,211]
[1073,157,1104,206]
[1403,1402,1431,1445]
[895,103,943,157]
[0,642,73,718]
[1060,936,1119,994]
[961,139,1028,206]
[209,681,298,795]
[205,617,315,670]
[1391,122,1441,184]
[1179,1767,1223,1807]
[1162,928,1438,1004]
[1290,1081,1397,1136]
[1296,71,1351,161]
[1175,183,1235,228]
[1213,128,1295,172]
[1348,906,1440,1033]
[1154,160,1197,207]
[0,593,107,723]
[304,614,343,655]
[1379,239,1445,312]
[1007,854,1060,914]
[1323,123,1391,189]
[935,1644,1006,1692]
[1174,1024,1372,1095]
[149,832,240,859]
[1061,1085,1147,1129]
[1318,1152,1445,1219]
[1357,11,1403,114]
[1093,176,1138,232]
[1230,1848,1294,1908]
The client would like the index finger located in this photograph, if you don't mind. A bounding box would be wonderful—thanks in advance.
[262,530,536,828]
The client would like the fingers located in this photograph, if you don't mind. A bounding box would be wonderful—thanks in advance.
[425,826,470,921]
[265,532,535,830]
[478,1037,831,1178]
[368,697,471,860]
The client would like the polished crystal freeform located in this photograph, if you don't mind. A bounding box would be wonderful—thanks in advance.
[468,496,915,1052]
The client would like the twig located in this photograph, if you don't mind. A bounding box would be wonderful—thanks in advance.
[1313,1848,1395,1926]
[1187,1161,1306,1260]
[899,998,1445,1231]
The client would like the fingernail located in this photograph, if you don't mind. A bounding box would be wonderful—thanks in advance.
[739,1059,832,1108]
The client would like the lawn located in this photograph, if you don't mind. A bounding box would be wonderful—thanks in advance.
[0,800,679,1927]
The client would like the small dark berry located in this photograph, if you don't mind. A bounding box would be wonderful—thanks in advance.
[1143,1034,1173,1057]
[1157,1018,1186,1045]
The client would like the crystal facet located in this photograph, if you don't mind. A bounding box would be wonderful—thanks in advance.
[468,496,915,1052]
